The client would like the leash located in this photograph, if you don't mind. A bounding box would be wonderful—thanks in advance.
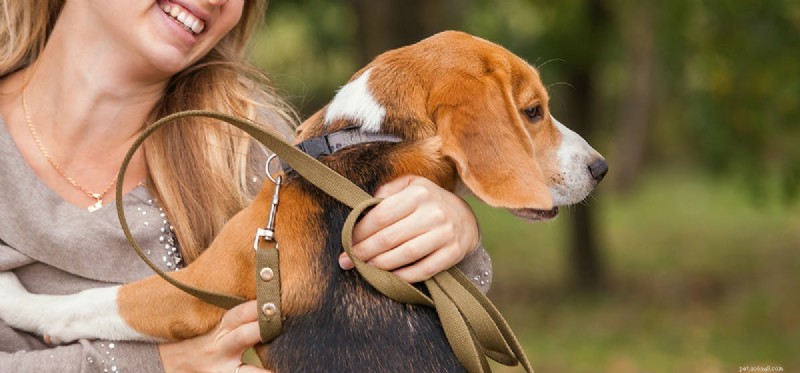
[115,110,534,373]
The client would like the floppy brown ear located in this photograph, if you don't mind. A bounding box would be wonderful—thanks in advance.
[437,82,553,210]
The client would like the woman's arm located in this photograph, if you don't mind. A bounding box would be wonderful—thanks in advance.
[0,322,164,373]
[0,302,271,373]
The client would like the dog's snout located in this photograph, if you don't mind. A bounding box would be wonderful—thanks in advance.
[588,159,608,182]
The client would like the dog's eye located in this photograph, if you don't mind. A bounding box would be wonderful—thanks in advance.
[523,105,544,122]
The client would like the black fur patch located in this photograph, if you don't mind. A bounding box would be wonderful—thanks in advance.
[266,143,464,372]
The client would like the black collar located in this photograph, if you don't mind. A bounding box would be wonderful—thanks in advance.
[282,127,402,173]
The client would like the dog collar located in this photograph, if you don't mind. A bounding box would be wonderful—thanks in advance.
[282,127,402,172]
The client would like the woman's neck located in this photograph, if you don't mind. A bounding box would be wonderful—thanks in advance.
[0,12,168,208]
[24,31,168,155]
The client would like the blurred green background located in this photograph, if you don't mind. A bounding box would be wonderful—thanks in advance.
[249,1,800,372]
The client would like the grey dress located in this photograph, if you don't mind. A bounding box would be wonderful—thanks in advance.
[0,116,492,373]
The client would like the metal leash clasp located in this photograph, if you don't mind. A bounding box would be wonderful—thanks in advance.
[254,154,283,251]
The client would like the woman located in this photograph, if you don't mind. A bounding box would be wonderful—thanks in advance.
[0,1,491,372]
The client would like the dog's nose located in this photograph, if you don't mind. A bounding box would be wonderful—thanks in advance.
[588,159,608,182]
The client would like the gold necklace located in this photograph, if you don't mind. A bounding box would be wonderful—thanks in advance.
[21,90,116,212]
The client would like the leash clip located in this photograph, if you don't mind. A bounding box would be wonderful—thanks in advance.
[253,228,274,250]
[254,173,282,251]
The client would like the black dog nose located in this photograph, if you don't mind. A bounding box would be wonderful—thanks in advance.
[588,159,608,182]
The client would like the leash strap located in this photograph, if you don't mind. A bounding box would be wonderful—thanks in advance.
[115,110,533,372]
[115,110,371,342]
[115,110,373,310]
[255,238,282,342]
[342,199,534,373]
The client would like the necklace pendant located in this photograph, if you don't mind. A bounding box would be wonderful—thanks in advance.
[88,194,103,212]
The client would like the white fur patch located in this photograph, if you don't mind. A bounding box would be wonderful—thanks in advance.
[549,115,602,206]
[0,272,155,343]
[324,68,386,133]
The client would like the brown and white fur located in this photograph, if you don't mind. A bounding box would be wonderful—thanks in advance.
[0,31,607,371]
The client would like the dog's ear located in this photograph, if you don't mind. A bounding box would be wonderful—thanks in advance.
[437,81,553,210]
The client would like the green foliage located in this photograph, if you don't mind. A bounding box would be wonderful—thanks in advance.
[253,0,358,113]
[659,0,800,199]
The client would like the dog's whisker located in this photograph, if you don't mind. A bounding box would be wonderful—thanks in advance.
[546,81,575,90]
[535,58,565,71]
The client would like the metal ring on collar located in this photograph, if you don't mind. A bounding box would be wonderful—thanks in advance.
[265,153,282,185]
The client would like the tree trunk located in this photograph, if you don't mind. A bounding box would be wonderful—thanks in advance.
[563,0,611,293]
[565,69,605,293]
[613,1,656,191]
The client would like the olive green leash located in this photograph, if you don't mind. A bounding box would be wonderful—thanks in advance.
[115,110,533,372]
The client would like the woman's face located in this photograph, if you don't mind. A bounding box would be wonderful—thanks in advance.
[70,0,245,78]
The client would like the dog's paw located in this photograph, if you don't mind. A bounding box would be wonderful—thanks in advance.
[43,334,65,345]
[40,325,80,345]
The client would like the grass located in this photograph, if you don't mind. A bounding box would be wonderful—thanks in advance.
[474,170,800,373]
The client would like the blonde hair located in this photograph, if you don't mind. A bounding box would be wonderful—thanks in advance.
[1,0,297,263]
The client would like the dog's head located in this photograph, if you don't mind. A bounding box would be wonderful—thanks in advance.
[297,31,607,221]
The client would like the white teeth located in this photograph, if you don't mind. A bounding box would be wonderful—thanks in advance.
[161,2,205,35]
[192,22,204,33]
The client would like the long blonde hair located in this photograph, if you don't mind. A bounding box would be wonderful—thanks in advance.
[1,0,297,262]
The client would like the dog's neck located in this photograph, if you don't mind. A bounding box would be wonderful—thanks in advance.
[294,116,455,193]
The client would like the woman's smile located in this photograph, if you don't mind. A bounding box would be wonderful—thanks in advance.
[160,1,206,35]
[144,0,242,72]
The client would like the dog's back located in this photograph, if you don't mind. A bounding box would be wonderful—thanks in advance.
[263,142,464,372]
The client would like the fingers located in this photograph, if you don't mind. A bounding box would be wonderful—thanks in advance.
[222,320,262,352]
[342,180,441,270]
[342,174,480,283]
[218,300,258,332]
[159,300,271,372]
[373,174,417,198]
[362,218,452,270]
[218,306,274,373]
[391,241,462,283]
[216,300,262,353]
[350,186,418,245]
[351,204,445,263]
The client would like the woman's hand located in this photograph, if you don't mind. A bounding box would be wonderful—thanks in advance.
[338,175,480,283]
[158,300,271,373]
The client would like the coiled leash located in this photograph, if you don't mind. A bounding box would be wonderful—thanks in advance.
[115,110,534,373]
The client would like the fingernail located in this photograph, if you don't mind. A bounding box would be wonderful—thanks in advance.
[338,255,353,270]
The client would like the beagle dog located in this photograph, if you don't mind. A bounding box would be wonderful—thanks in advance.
[0,31,606,372]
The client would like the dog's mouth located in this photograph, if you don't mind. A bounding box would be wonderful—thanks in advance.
[508,207,559,221]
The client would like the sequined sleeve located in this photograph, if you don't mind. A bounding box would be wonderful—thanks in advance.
[455,241,493,294]
[0,322,164,373]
